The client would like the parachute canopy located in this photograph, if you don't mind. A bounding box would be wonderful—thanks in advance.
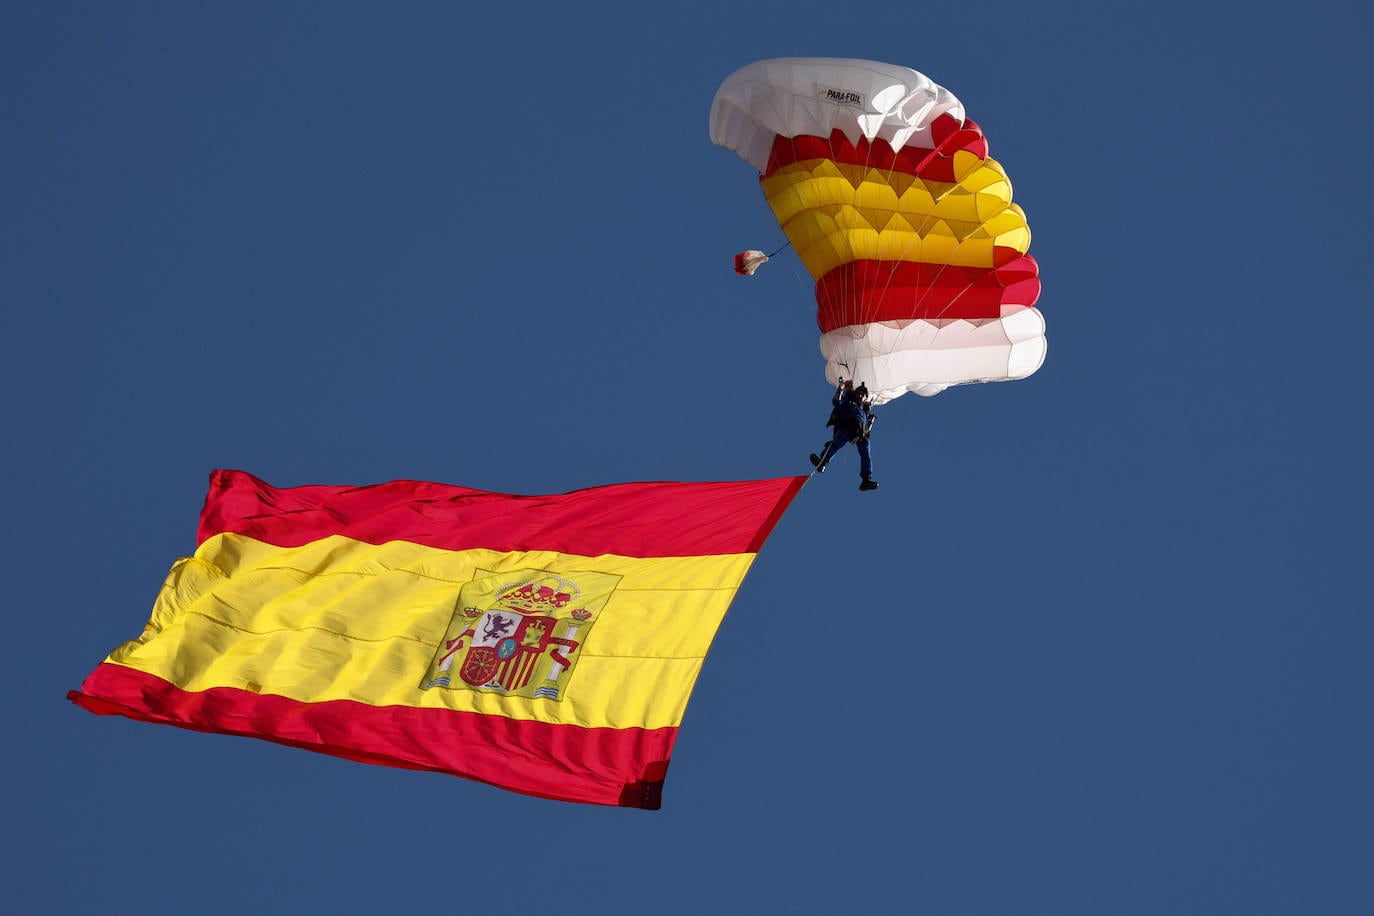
[711,58,1045,402]
[734,249,770,275]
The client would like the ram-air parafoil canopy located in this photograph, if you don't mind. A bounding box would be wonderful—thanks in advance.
[711,57,1045,403]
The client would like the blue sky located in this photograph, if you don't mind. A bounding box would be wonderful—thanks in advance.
[7,2,1373,913]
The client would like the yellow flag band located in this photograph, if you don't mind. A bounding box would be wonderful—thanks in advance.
[110,534,755,729]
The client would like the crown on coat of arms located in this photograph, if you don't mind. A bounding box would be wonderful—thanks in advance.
[497,576,580,612]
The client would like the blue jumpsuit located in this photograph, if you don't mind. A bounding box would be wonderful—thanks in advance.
[817,389,874,480]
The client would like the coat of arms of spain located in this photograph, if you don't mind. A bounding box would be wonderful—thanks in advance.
[421,568,619,701]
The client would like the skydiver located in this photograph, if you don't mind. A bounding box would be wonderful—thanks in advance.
[809,380,879,491]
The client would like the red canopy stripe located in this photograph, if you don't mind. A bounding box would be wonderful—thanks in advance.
[763,116,989,183]
[815,254,1042,329]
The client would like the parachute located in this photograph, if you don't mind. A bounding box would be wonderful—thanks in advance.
[734,249,770,275]
[711,58,1045,403]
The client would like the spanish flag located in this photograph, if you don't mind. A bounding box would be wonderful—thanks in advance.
[69,469,805,808]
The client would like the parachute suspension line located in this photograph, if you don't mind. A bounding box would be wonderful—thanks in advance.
[760,206,798,290]
[842,128,967,397]
[844,125,962,395]
[813,128,857,388]
[874,140,909,337]
[849,132,879,376]
[774,133,827,389]
[878,138,983,391]
[777,109,996,396]
[772,136,812,313]
[862,138,929,396]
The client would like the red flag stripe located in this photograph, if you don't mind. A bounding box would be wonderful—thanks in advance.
[70,664,675,809]
[199,470,807,558]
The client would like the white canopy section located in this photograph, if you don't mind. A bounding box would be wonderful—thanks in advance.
[710,57,966,173]
[820,311,1047,402]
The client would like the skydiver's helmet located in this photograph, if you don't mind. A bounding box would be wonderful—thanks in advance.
[850,383,869,402]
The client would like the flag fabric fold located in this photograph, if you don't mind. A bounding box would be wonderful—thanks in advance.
[69,469,805,808]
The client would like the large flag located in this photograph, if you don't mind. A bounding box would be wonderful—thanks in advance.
[69,469,805,808]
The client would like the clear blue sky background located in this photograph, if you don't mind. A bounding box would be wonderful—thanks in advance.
[7,2,1372,913]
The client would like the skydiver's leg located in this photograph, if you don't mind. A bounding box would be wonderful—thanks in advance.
[829,429,852,464]
[856,438,873,480]
[812,429,848,472]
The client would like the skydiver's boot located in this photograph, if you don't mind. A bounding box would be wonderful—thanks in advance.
[859,476,879,491]
[809,449,828,473]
